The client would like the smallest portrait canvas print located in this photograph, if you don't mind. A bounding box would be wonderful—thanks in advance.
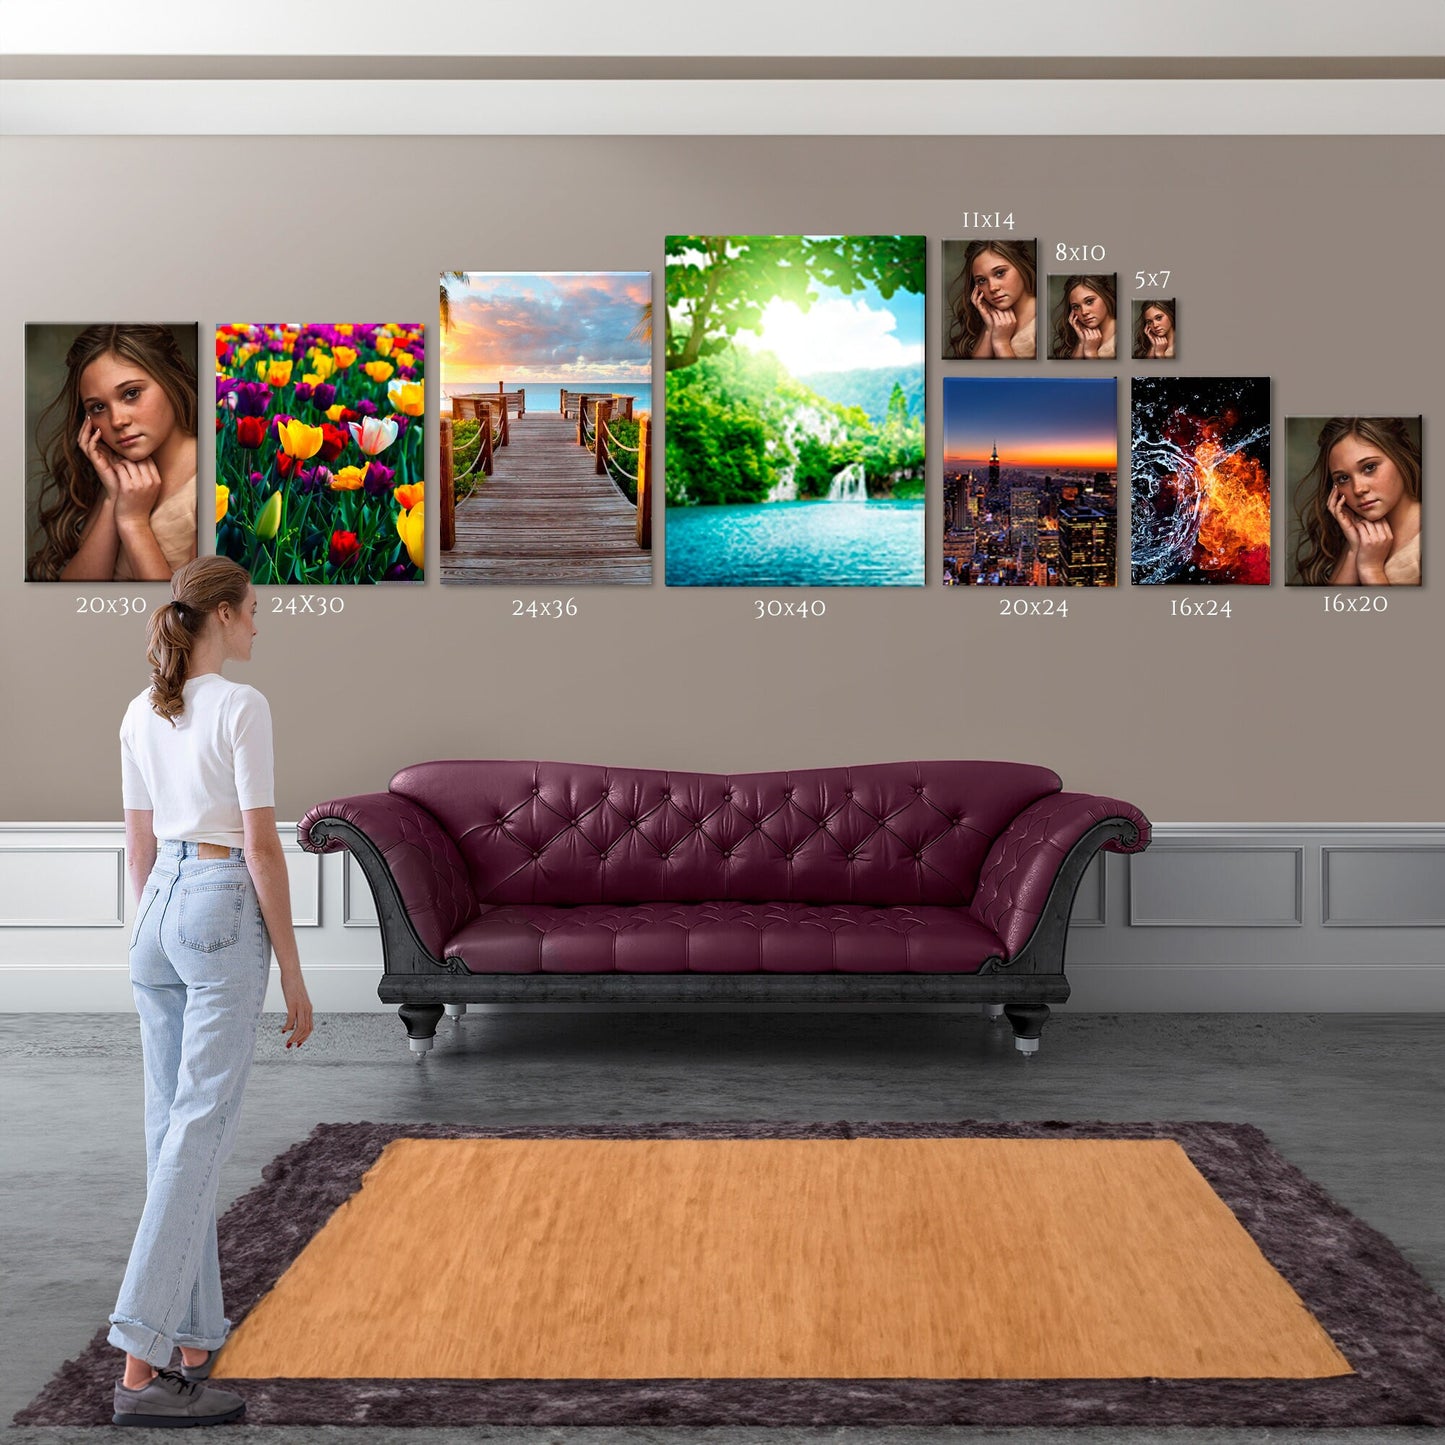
[1286,415,1422,586]
[941,239,1039,360]
[1131,298,1177,360]
[24,323,200,583]
[1047,274,1120,360]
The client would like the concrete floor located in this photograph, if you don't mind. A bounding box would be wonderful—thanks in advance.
[3,1009,1442,1444]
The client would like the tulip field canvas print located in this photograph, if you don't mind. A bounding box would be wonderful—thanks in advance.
[438,271,653,584]
[215,323,425,584]
[664,235,925,587]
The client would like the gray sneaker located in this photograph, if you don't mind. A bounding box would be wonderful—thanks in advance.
[112,1367,245,1427]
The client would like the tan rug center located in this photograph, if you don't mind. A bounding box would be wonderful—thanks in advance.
[213,1137,1351,1380]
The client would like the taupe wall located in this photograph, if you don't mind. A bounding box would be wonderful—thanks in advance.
[2,135,1440,823]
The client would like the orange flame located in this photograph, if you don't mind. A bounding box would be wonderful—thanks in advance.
[1193,432,1271,583]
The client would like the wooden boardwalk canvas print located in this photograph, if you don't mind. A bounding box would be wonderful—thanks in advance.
[439,273,653,585]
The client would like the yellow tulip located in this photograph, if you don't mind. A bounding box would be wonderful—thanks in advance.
[335,324,354,335]
[276,418,324,460]
[387,378,425,417]
[393,349,414,370]
[265,358,294,388]
[394,482,424,511]
[325,404,347,422]
[255,358,269,381]
[309,352,335,381]
[364,360,394,383]
[375,334,394,356]
[215,485,229,524]
[255,490,283,541]
[333,346,357,370]
[302,373,322,387]
[331,465,369,491]
[396,499,424,568]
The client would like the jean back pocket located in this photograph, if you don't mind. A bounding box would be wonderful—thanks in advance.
[177,881,247,953]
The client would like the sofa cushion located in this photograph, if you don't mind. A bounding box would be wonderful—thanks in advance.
[390,760,1061,909]
[443,901,1007,975]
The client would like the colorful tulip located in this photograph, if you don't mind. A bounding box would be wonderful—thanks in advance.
[387,378,425,417]
[309,353,335,381]
[277,418,325,460]
[231,381,270,418]
[325,404,347,422]
[330,465,369,491]
[353,398,378,418]
[215,485,229,524]
[396,500,424,568]
[332,345,357,370]
[312,382,336,411]
[375,334,394,356]
[255,490,283,541]
[363,461,396,497]
[364,360,394,383]
[393,349,415,370]
[394,481,424,512]
[265,358,294,388]
[329,530,360,567]
[236,415,268,449]
[348,415,399,456]
[318,423,348,462]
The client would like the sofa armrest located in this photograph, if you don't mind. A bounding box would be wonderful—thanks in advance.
[298,792,476,964]
[971,793,1150,961]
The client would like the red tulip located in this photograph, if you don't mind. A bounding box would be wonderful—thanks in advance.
[319,424,348,462]
[329,530,360,567]
[236,415,268,449]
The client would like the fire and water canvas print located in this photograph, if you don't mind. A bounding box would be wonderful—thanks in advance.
[664,235,926,587]
[942,378,1118,585]
[438,271,653,584]
[214,323,425,584]
[1130,376,1272,586]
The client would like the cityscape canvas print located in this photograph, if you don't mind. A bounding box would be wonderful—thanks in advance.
[664,234,926,586]
[1130,376,1272,585]
[215,323,425,584]
[942,378,1118,585]
[438,271,653,584]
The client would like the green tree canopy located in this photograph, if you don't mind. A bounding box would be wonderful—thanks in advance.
[664,235,925,373]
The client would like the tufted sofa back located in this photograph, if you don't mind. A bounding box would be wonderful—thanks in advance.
[388,760,1061,908]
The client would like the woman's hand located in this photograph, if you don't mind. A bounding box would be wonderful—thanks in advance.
[1353,516,1394,585]
[1071,314,1103,358]
[111,456,166,531]
[1327,487,1362,554]
[77,419,124,500]
[280,971,314,1049]
[974,281,1018,356]
[1146,324,1170,358]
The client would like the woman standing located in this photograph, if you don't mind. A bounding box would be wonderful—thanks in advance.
[108,556,312,1428]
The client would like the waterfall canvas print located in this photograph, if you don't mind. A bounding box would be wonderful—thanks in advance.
[1130,376,1272,586]
[664,235,926,586]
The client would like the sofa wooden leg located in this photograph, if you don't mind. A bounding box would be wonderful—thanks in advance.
[1003,1002,1051,1056]
[399,1002,445,1060]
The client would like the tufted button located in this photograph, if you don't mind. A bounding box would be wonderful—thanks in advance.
[785,851,794,861]
[845,789,853,799]
[532,851,541,860]
[914,851,924,861]
[848,851,859,861]
[915,786,924,795]
[784,788,793,799]
[532,786,540,796]
[661,851,671,861]
[954,816,963,825]
[722,850,732,859]
[662,789,671,800]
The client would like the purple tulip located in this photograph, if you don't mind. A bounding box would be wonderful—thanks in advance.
[384,562,415,581]
[354,398,378,417]
[293,382,315,405]
[231,381,271,418]
[363,461,395,497]
[248,470,264,488]
[312,382,336,410]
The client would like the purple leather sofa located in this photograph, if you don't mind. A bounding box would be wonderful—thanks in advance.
[297,760,1150,1057]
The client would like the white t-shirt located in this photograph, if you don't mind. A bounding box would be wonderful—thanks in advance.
[120,673,275,848]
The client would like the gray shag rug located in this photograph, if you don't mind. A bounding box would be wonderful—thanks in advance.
[15,1119,1445,1428]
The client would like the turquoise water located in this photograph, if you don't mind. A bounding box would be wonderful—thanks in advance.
[666,499,925,587]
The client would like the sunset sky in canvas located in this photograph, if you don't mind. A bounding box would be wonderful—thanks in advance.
[944,378,1118,470]
[442,272,651,385]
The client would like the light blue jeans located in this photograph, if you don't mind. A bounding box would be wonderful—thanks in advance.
[107,839,271,1367]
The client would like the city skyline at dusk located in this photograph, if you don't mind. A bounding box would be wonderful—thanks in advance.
[943,377,1118,471]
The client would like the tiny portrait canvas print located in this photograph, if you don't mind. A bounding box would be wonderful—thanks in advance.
[1132,298,1177,360]
[942,239,1038,360]
[1047,274,1119,360]
[1131,377,1272,586]
[214,324,426,585]
[1287,415,1421,586]
[438,271,653,584]
[24,324,199,583]
[664,234,926,587]
[942,378,1118,586]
